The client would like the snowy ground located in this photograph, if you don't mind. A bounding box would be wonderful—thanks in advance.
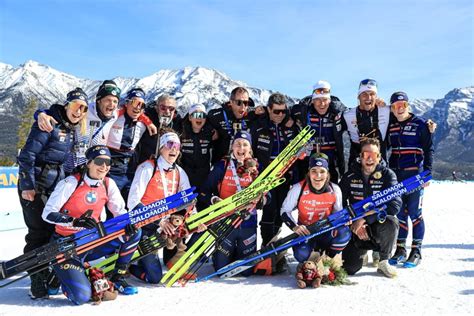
[0,181,473,315]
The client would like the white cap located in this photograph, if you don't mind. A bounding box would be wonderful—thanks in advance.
[358,79,378,96]
[159,132,181,148]
[188,104,207,114]
[311,80,331,100]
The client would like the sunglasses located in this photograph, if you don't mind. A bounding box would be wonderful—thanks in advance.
[129,98,145,110]
[159,104,176,112]
[272,109,287,115]
[391,101,409,110]
[361,151,380,160]
[93,157,111,166]
[312,88,330,95]
[232,99,249,107]
[164,141,181,151]
[312,152,329,160]
[68,101,88,113]
[360,79,377,88]
[191,112,206,119]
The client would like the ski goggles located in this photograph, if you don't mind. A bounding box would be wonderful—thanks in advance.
[312,88,331,95]
[128,98,146,110]
[101,84,122,97]
[68,101,88,113]
[391,101,409,110]
[190,112,207,119]
[232,99,250,107]
[361,151,380,161]
[359,79,378,88]
[163,141,181,151]
[93,157,112,167]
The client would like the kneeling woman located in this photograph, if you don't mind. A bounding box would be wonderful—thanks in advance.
[280,155,351,262]
[42,145,141,305]
[127,130,192,283]
[199,131,265,276]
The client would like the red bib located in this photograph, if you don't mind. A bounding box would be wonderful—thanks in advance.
[141,160,180,205]
[297,181,336,225]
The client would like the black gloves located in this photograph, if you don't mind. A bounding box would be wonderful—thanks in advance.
[72,212,98,229]
[125,223,138,236]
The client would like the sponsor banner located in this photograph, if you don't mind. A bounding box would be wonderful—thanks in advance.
[0,167,19,189]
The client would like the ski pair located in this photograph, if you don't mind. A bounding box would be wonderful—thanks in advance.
[185,126,315,230]
[0,188,197,288]
[161,129,315,286]
[197,171,432,281]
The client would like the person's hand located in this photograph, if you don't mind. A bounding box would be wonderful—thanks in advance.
[160,219,176,236]
[38,112,57,132]
[211,129,219,141]
[352,218,369,240]
[292,225,310,236]
[422,181,430,188]
[21,190,36,201]
[147,123,158,136]
[211,196,223,205]
[375,98,386,107]
[427,119,437,133]
[72,216,98,229]
[254,105,265,115]
[196,223,207,233]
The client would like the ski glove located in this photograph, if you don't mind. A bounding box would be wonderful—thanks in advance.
[72,215,98,229]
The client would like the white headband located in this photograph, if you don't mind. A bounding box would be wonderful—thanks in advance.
[159,132,180,148]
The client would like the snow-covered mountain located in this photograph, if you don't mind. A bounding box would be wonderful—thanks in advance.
[0,60,472,179]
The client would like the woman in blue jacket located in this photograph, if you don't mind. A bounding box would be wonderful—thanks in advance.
[17,87,88,299]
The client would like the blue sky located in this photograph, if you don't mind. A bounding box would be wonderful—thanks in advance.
[0,0,472,105]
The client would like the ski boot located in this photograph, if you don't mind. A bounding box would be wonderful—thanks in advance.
[389,246,407,265]
[46,270,61,295]
[110,266,138,295]
[29,270,49,299]
[403,248,421,268]
[372,251,380,267]
[377,260,397,278]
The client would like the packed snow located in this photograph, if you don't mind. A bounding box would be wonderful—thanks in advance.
[0,181,472,315]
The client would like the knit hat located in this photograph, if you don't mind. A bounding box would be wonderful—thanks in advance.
[309,155,329,170]
[232,130,252,146]
[125,88,146,101]
[96,80,121,101]
[188,104,207,114]
[312,80,331,100]
[390,91,409,104]
[65,87,88,104]
[159,132,181,149]
[85,145,111,161]
[358,78,378,96]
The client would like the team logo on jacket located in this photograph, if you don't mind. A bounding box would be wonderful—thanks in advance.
[373,171,382,179]
[85,191,97,204]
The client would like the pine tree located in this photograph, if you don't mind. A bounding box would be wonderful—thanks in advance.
[16,99,38,151]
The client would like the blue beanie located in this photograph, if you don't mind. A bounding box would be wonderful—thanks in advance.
[232,130,252,146]
[86,145,111,161]
[65,87,88,104]
[126,88,146,101]
[309,156,329,170]
[390,91,409,104]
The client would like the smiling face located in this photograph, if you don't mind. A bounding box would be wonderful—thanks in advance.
[312,97,331,115]
[189,111,207,131]
[87,155,111,180]
[268,103,287,124]
[65,100,88,124]
[309,166,329,191]
[358,91,377,111]
[125,97,145,120]
[230,91,249,119]
[97,95,119,118]
[391,101,410,122]
[232,138,252,162]
[160,141,181,164]
[156,98,176,118]
[360,144,381,176]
